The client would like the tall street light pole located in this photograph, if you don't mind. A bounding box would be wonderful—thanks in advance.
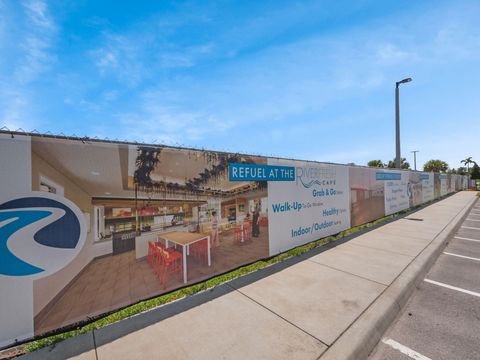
[395,77,412,169]
[411,150,419,171]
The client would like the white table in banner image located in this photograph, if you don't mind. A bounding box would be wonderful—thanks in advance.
[157,231,211,284]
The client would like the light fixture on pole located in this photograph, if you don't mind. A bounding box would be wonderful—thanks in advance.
[395,77,412,169]
[411,150,419,171]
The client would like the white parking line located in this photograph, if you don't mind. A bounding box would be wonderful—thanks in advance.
[454,236,480,243]
[424,279,480,298]
[461,226,480,230]
[381,338,432,360]
[466,218,480,222]
[443,252,480,262]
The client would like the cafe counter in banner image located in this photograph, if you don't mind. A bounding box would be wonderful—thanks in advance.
[1,135,270,341]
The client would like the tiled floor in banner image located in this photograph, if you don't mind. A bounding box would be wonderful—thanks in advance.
[34,225,269,335]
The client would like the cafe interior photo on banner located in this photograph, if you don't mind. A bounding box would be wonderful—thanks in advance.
[30,137,269,335]
[349,167,385,227]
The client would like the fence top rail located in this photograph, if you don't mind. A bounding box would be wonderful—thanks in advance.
[0,128,467,176]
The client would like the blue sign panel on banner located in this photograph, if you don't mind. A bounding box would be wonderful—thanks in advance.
[229,163,295,181]
[375,172,401,181]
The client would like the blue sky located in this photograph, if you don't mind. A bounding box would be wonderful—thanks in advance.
[1,0,479,169]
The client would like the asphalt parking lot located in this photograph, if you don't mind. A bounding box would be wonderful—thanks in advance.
[370,197,480,360]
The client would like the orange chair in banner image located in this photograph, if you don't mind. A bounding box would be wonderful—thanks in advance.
[154,247,183,289]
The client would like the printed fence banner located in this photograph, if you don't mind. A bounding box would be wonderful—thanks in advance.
[420,173,434,203]
[447,174,455,193]
[267,160,350,254]
[377,170,409,216]
[456,175,462,191]
[440,174,448,196]
[0,131,470,348]
[433,173,440,199]
[408,172,423,207]
[349,167,385,227]
[0,134,270,347]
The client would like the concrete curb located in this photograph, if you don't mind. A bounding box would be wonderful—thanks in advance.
[320,194,478,360]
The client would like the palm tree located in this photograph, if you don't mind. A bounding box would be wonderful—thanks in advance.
[387,158,410,170]
[461,157,475,174]
[471,163,480,180]
[367,160,384,168]
[423,159,448,173]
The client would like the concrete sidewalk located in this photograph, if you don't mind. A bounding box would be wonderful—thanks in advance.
[20,191,478,360]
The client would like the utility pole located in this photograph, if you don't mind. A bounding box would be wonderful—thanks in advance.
[411,150,419,171]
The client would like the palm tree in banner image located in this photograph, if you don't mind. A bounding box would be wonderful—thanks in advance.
[461,157,475,175]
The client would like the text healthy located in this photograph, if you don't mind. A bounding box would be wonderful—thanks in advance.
[229,163,295,182]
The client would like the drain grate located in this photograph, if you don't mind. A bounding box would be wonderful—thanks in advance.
[405,218,424,221]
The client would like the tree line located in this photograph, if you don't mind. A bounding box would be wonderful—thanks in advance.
[366,157,480,179]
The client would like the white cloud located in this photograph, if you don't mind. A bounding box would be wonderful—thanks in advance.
[22,0,54,31]
[14,0,56,83]
[0,87,33,131]
[89,33,144,87]
[95,50,118,70]
[157,43,215,69]
[114,90,234,146]
[0,1,6,44]
[101,90,119,102]
[88,19,216,86]
[375,43,414,65]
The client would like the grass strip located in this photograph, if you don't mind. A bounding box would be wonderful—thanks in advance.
[22,195,451,353]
